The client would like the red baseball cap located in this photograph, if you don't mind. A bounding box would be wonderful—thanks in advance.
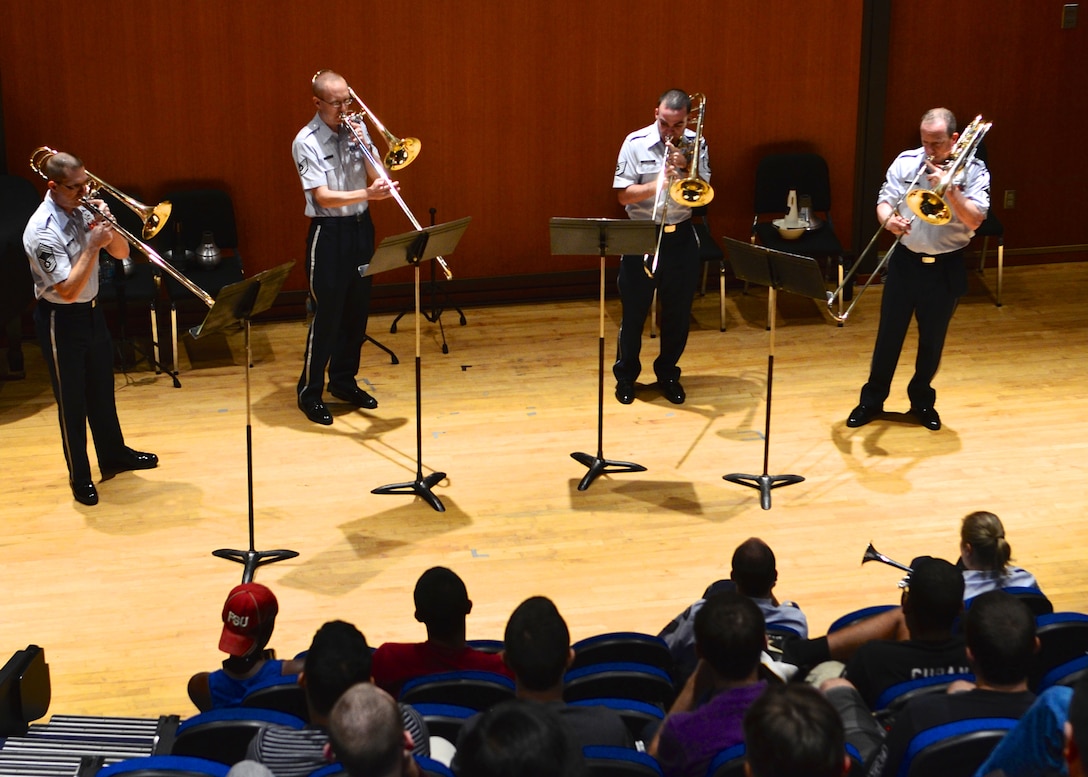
[219,583,278,657]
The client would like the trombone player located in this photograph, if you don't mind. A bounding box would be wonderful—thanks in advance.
[846,108,989,432]
[293,69,398,426]
[613,89,711,406]
[24,151,158,506]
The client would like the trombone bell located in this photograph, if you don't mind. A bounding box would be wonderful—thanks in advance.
[384,137,421,171]
[670,178,714,207]
[905,190,950,226]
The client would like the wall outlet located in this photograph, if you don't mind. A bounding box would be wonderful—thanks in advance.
[1062,4,1078,29]
[1003,190,1016,209]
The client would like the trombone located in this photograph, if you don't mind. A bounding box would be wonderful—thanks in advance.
[825,115,992,324]
[28,146,214,309]
[644,93,714,278]
[340,85,452,280]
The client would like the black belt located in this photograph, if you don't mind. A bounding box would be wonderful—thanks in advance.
[39,297,97,311]
[313,212,370,224]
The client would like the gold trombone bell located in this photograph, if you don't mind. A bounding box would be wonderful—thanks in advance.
[345,87,422,171]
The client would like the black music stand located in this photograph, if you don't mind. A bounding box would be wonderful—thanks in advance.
[720,238,826,509]
[104,258,180,388]
[198,261,300,583]
[549,218,657,491]
[362,218,471,512]
[390,208,467,354]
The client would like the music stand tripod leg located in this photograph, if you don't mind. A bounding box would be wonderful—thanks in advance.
[570,252,646,490]
[365,333,399,365]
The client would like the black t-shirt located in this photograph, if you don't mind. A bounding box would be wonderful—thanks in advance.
[844,637,971,710]
[870,688,1036,777]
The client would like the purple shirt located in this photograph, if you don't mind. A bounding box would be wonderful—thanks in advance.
[656,681,767,777]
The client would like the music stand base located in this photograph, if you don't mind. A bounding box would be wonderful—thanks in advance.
[373,471,447,512]
[365,334,399,365]
[212,547,300,584]
[723,472,805,510]
[571,451,647,491]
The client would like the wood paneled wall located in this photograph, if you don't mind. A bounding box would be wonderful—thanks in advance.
[1,0,1083,303]
[883,1,1085,250]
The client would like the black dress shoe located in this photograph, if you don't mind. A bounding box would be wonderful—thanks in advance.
[299,398,333,425]
[615,380,635,405]
[910,406,942,431]
[100,447,159,476]
[329,384,378,409]
[72,481,99,506]
[846,404,882,428]
[660,379,685,405]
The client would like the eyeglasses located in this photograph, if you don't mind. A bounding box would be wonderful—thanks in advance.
[58,180,91,192]
[318,96,354,110]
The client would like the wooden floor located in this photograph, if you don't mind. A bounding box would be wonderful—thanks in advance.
[2,261,1086,721]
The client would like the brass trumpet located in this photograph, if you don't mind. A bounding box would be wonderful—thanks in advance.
[861,542,913,587]
[339,84,452,280]
[29,146,214,308]
[644,93,713,278]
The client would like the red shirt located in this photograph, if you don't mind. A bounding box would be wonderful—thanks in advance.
[371,640,513,697]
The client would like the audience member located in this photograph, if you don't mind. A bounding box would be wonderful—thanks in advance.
[659,538,808,681]
[227,763,274,777]
[839,556,970,711]
[828,590,1037,774]
[744,683,850,777]
[188,583,298,711]
[453,699,576,777]
[327,683,420,777]
[247,620,428,777]
[959,511,1041,599]
[372,567,512,697]
[649,592,768,777]
[973,684,1074,777]
[451,596,632,772]
[1066,677,1088,777]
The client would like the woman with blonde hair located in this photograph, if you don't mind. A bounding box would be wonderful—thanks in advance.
[959,511,1040,599]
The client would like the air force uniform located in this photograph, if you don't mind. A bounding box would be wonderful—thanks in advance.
[612,123,711,385]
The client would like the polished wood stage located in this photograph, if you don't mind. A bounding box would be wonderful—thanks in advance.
[1,262,1085,719]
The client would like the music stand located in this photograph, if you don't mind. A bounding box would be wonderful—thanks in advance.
[197,261,300,583]
[720,237,826,509]
[389,208,467,354]
[549,218,656,491]
[362,218,471,512]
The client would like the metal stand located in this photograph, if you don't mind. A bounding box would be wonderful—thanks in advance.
[550,218,656,490]
[106,258,180,387]
[365,218,471,512]
[390,208,467,354]
[721,238,827,509]
[197,262,300,582]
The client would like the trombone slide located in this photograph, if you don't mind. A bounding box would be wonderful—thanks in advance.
[343,87,452,280]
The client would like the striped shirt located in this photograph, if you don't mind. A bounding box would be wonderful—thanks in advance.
[245,702,429,777]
